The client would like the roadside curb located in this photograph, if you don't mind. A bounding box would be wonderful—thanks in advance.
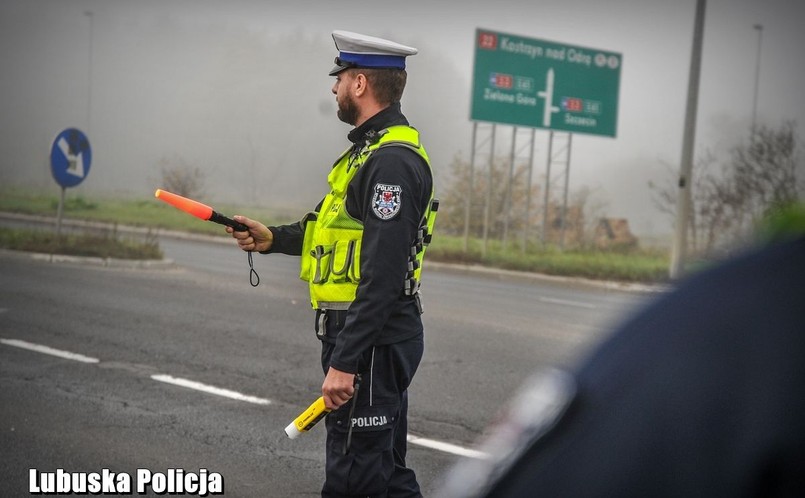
[0,212,181,269]
[426,261,670,294]
[0,247,176,270]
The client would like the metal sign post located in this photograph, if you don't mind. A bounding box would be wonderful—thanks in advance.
[50,128,92,237]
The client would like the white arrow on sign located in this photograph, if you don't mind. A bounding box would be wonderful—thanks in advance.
[57,137,85,178]
[537,68,560,128]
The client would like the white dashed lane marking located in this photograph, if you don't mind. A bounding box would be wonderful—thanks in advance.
[2,338,485,459]
[538,297,597,309]
[407,435,488,459]
[1,338,100,363]
[151,374,271,406]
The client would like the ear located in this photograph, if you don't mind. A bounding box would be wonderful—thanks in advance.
[353,73,368,98]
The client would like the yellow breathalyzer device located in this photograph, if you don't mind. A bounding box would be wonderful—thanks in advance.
[285,397,330,439]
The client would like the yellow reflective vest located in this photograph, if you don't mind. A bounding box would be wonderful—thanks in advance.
[299,125,436,310]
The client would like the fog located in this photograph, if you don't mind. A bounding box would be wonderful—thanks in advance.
[1,0,803,238]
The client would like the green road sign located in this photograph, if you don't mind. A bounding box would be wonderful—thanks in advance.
[471,28,622,137]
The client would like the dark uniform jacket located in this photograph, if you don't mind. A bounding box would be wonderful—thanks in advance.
[440,235,805,497]
[265,103,433,374]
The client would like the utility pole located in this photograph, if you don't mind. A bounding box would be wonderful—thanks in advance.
[750,23,763,142]
[670,0,706,279]
[84,11,94,135]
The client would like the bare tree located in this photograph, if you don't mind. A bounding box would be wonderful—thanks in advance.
[159,155,206,199]
[649,121,803,256]
[733,121,802,218]
[439,154,539,239]
[649,151,720,254]
[441,154,612,249]
[572,185,611,247]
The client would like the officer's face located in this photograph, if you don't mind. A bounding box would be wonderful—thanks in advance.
[332,71,359,126]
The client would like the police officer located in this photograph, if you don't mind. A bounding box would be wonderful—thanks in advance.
[437,224,805,497]
[228,30,434,498]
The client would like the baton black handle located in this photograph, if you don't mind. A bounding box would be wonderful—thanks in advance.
[209,211,249,232]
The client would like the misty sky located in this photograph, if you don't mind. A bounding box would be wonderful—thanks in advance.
[1,0,803,237]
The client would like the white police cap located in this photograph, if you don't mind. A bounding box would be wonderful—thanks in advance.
[329,30,418,76]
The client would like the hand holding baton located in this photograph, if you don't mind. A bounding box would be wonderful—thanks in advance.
[154,189,260,286]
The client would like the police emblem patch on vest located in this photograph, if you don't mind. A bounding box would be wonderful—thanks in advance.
[372,183,402,220]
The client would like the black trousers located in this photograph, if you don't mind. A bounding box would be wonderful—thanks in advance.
[320,336,424,498]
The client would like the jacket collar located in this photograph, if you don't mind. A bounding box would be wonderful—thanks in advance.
[347,102,409,145]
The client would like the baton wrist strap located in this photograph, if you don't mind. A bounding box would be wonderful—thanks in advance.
[343,373,362,455]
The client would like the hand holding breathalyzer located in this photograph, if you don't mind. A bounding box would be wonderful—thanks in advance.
[285,397,331,439]
[322,367,356,410]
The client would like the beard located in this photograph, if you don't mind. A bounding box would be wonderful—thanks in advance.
[336,93,359,126]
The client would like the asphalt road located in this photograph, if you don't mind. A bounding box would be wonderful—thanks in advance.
[0,234,658,496]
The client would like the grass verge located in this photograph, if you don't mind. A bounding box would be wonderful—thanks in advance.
[1,188,672,281]
[0,227,162,260]
[426,235,670,283]
[0,188,294,238]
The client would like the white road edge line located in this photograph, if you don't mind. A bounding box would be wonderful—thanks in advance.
[151,374,271,406]
[407,434,489,460]
[0,338,100,363]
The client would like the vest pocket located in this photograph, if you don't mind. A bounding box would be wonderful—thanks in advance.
[349,238,361,282]
[311,245,332,284]
[330,239,360,283]
[303,238,361,287]
[298,215,318,282]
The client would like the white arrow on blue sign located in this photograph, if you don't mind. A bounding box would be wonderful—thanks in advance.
[50,128,92,188]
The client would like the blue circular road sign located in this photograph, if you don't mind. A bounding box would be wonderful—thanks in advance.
[50,128,92,188]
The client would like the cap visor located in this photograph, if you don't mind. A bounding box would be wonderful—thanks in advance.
[329,64,348,76]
